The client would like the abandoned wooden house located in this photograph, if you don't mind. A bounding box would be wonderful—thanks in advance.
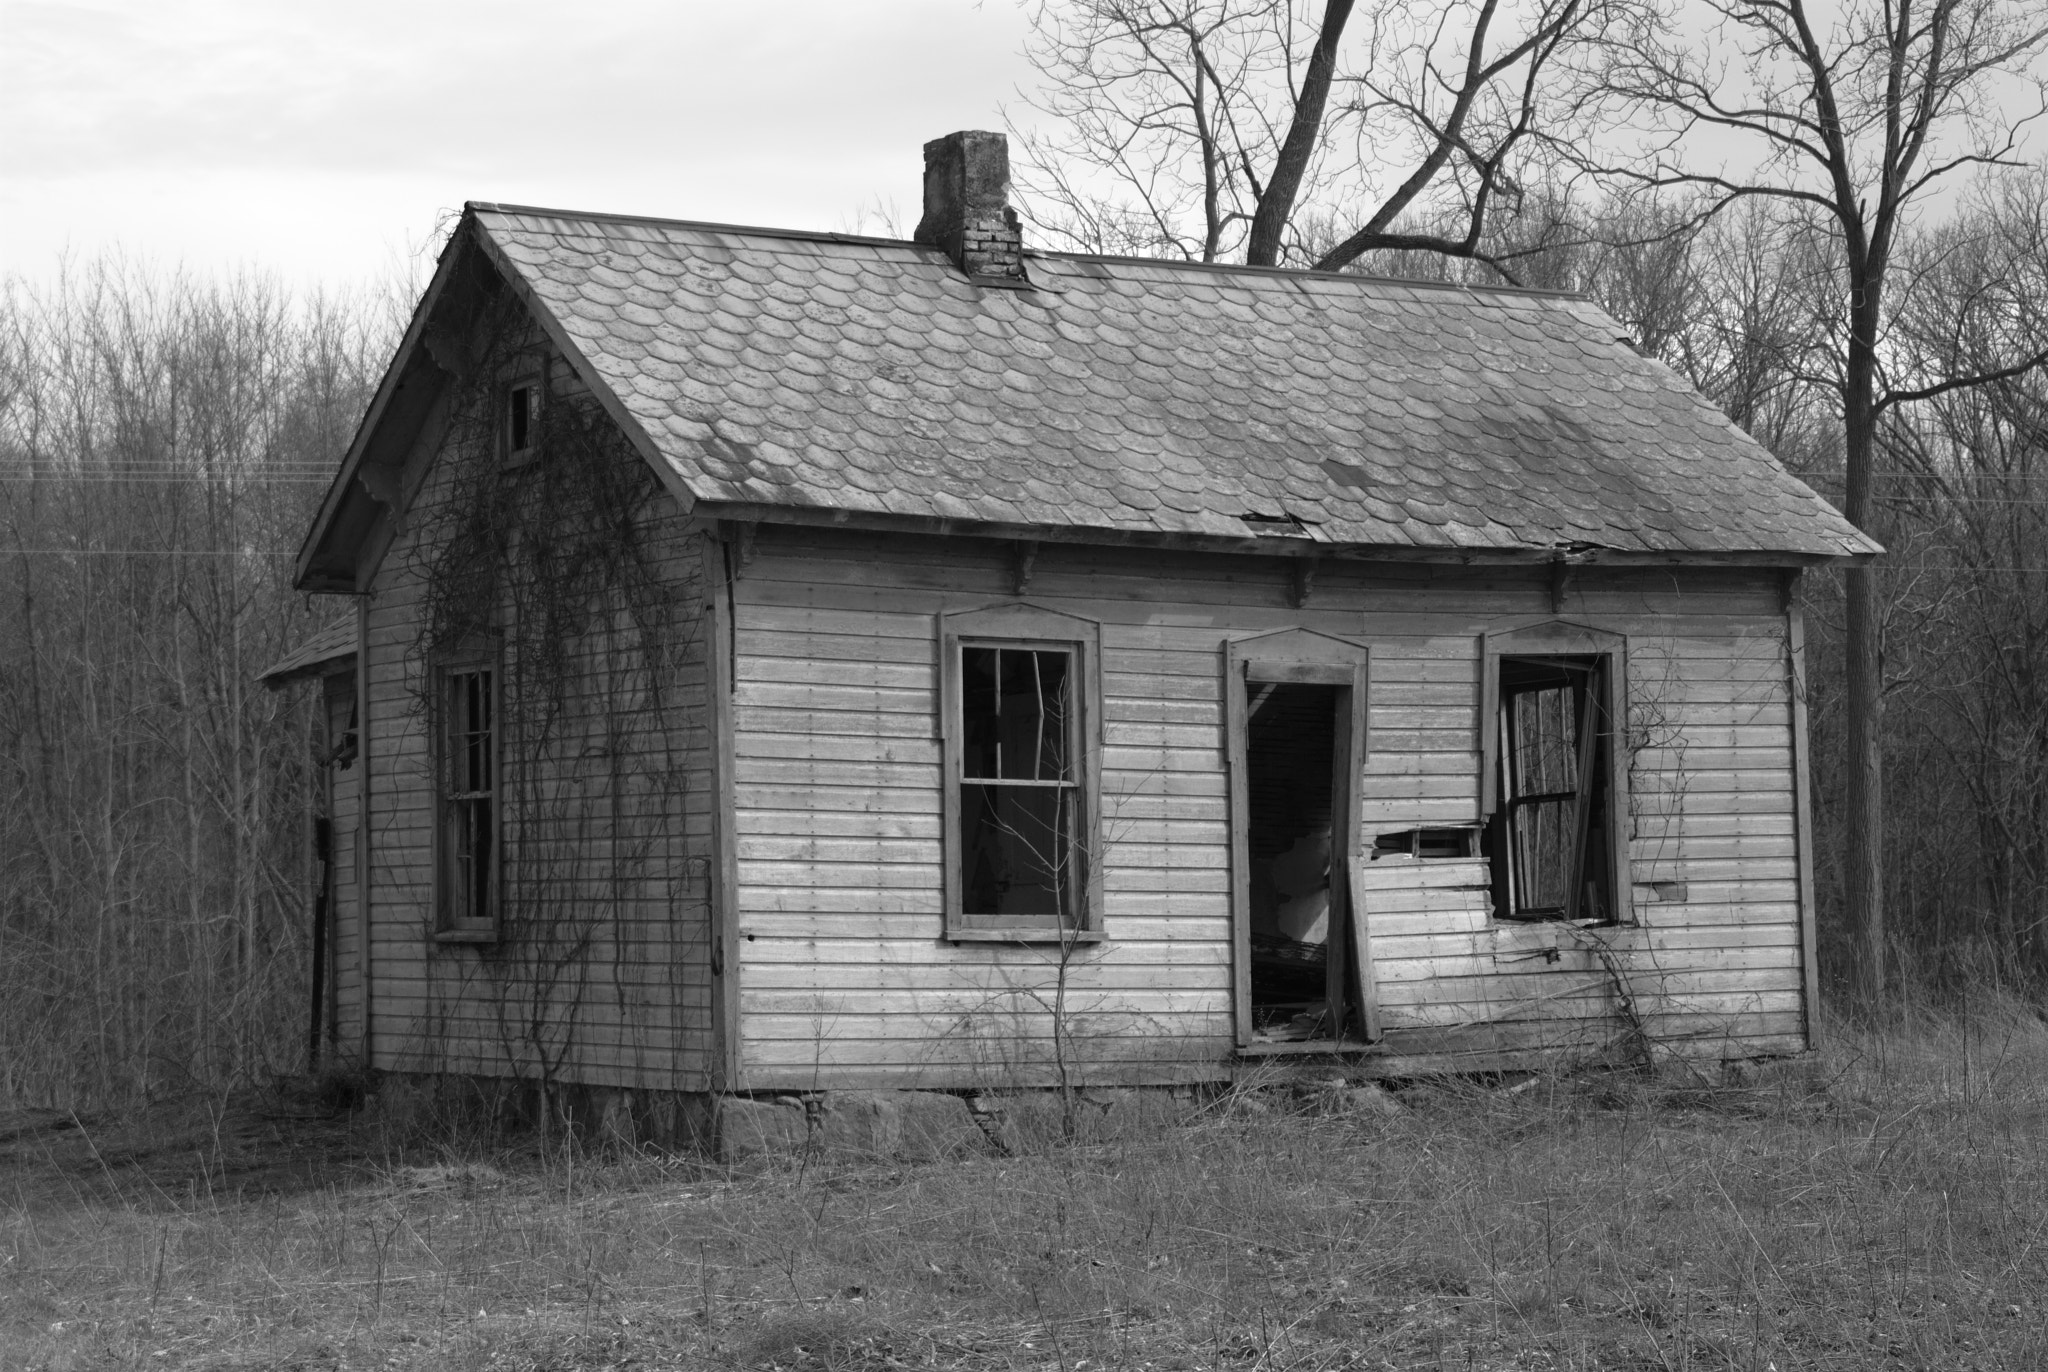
[269,130,1877,1133]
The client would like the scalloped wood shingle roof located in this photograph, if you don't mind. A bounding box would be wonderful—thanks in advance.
[469,203,1875,562]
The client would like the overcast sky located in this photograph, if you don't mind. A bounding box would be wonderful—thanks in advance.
[2,0,1039,290]
[7,1,2042,297]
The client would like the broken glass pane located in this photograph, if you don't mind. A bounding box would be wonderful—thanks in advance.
[961,646,1071,781]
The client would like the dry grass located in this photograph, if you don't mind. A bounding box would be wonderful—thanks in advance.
[6,1007,2048,1370]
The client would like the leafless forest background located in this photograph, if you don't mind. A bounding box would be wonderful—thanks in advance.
[0,268,388,1107]
[5,0,2048,1112]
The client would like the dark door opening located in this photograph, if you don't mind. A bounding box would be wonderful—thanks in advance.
[1245,681,1350,1041]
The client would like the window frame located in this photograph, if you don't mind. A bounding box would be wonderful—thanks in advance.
[1222,627,1376,1051]
[1479,620,1632,926]
[432,641,502,943]
[938,604,1103,942]
[501,362,544,468]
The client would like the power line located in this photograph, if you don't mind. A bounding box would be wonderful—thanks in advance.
[0,473,331,483]
[2,547,298,557]
[1878,496,2048,506]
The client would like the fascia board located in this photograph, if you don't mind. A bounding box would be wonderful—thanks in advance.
[291,219,472,592]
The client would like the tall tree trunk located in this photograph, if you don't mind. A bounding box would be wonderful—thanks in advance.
[1843,564,1885,998]
[1842,306,1885,1001]
[1245,0,1356,268]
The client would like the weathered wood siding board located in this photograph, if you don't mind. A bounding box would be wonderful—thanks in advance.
[357,378,719,1093]
[329,746,365,1058]
[728,529,1809,1089]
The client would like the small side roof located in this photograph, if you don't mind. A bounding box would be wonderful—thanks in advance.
[295,203,1879,589]
[257,619,357,688]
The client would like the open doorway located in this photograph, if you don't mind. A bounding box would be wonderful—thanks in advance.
[1227,634,1376,1048]
[1245,681,1347,1039]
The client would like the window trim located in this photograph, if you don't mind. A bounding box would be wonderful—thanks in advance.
[432,641,502,943]
[1222,627,1376,1051]
[938,604,1103,942]
[1479,619,1632,926]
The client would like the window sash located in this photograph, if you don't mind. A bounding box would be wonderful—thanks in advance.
[438,663,498,933]
[956,642,1079,925]
[940,618,1099,939]
[960,779,1078,923]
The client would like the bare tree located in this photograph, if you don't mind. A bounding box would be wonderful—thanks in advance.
[1869,176,2048,978]
[1013,0,1623,274]
[0,262,382,1108]
[1578,0,2048,1000]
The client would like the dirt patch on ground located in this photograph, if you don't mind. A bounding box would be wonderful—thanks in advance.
[0,1083,379,1213]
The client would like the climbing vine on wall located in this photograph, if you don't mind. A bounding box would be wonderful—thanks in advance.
[395,294,705,1106]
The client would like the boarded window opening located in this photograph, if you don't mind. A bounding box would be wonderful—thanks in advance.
[1246,682,1342,1039]
[1373,827,1477,860]
[1487,655,1615,923]
[960,646,1077,922]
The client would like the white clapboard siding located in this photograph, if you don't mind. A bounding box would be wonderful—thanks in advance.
[725,528,1810,1089]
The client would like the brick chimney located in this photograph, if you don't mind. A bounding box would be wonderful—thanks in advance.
[914,131,1026,282]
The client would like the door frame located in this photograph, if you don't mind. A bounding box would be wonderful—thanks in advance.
[1222,629,1379,1050]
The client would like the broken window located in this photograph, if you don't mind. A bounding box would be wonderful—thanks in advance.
[940,606,1101,940]
[437,661,498,937]
[960,646,1076,920]
[1487,654,1618,923]
[1372,827,1477,860]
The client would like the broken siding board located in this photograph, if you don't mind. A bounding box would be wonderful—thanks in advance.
[1371,952,1807,988]
[1367,924,1802,962]
[1369,1010,1809,1057]
[1374,991,1805,1032]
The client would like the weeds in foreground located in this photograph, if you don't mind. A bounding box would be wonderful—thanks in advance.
[5,1004,2048,1370]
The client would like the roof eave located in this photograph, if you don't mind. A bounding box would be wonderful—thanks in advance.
[691,499,1878,567]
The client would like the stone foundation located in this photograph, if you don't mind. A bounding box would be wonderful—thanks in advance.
[372,1073,717,1152]
[366,1075,1407,1161]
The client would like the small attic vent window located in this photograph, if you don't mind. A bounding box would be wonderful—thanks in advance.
[504,380,539,466]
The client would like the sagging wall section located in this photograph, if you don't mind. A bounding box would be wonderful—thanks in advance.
[351,349,721,1094]
[728,526,1814,1091]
